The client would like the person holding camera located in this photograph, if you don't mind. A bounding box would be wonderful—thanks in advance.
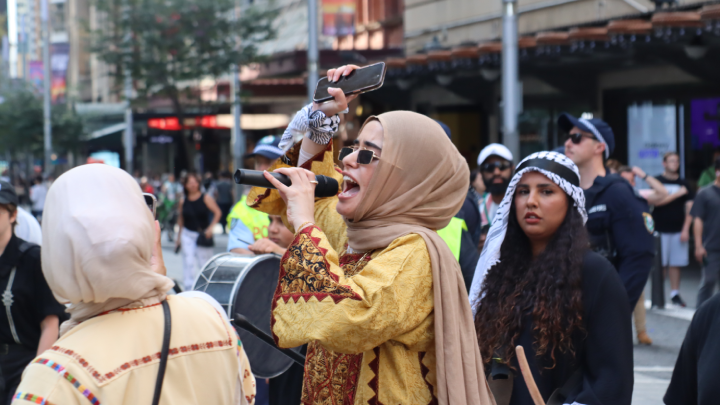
[176,173,222,291]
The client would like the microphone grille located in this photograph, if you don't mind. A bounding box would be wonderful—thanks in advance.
[315,176,339,198]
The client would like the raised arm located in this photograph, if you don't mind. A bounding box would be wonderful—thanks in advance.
[632,167,668,206]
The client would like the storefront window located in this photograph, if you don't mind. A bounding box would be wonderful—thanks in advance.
[627,101,677,187]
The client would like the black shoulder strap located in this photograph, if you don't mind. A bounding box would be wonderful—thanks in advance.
[152,300,172,405]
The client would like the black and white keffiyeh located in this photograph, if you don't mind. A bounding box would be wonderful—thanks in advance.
[468,151,587,313]
[278,103,343,151]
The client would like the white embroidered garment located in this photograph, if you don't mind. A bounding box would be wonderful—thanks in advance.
[468,151,587,313]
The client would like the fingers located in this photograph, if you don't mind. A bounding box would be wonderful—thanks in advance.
[346,94,359,104]
[330,65,360,82]
[327,87,348,110]
[263,170,290,193]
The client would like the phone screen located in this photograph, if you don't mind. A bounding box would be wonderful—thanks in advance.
[313,62,385,103]
[143,193,157,220]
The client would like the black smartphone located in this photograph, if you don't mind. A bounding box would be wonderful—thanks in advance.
[313,62,386,103]
[143,193,157,220]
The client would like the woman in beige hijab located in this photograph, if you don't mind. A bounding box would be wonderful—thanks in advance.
[246,65,494,405]
[14,164,256,405]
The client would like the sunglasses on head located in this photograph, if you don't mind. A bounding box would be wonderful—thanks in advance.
[338,147,380,165]
[480,161,512,173]
[567,132,598,144]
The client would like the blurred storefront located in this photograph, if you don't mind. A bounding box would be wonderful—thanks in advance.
[362,1,720,181]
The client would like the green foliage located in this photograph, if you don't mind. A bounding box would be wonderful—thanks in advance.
[0,84,85,154]
[90,0,277,106]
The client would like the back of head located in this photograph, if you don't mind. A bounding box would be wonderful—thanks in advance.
[42,164,172,323]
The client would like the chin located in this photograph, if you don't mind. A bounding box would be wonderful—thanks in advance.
[335,201,355,219]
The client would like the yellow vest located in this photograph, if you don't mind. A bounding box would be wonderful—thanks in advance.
[437,217,467,261]
[227,195,270,241]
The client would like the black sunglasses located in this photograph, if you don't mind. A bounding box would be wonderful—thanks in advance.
[480,161,512,173]
[567,132,598,144]
[339,147,380,164]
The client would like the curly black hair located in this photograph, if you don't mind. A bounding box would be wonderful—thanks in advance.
[474,195,588,369]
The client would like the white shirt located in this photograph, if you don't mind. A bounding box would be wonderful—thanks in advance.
[15,207,42,245]
[30,184,47,211]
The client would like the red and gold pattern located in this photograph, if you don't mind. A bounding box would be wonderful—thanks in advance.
[297,251,376,405]
[275,227,361,305]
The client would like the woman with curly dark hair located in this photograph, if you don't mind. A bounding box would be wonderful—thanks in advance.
[468,151,633,405]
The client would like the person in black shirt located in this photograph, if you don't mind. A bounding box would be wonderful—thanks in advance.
[470,152,633,405]
[0,180,66,405]
[653,152,694,307]
[664,293,720,405]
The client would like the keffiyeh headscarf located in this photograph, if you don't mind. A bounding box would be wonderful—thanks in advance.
[468,151,587,312]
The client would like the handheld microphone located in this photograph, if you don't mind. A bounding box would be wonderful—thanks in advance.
[234,169,339,198]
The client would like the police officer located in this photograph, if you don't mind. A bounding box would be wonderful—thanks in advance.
[560,113,655,308]
[226,135,283,254]
[0,181,66,405]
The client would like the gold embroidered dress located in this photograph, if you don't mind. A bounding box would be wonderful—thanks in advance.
[248,144,437,405]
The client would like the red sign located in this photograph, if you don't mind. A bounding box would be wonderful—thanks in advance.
[148,117,183,130]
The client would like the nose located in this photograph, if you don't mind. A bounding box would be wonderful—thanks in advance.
[526,189,540,208]
[493,167,502,176]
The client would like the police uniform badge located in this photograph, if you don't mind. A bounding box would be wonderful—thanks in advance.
[642,212,655,234]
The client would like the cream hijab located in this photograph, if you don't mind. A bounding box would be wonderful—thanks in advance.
[346,112,495,405]
[42,164,174,335]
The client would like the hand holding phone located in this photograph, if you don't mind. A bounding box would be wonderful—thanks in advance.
[312,63,385,113]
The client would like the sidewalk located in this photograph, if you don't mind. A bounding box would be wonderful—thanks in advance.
[633,266,702,405]
[161,224,230,288]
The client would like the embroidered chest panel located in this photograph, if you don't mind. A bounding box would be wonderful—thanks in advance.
[299,252,373,405]
[302,341,363,405]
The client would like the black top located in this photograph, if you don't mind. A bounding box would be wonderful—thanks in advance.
[654,175,694,233]
[583,173,655,308]
[690,185,720,252]
[664,293,720,405]
[0,235,67,349]
[508,251,634,405]
[182,194,210,232]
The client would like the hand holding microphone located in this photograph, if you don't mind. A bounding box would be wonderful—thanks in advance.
[235,168,338,231]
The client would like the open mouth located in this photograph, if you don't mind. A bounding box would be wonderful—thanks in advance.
[339,175,360,199]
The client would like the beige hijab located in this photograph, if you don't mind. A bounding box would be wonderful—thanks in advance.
[42,164,174,335]
[347,112,495,405]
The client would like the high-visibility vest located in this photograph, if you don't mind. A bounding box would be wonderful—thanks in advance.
[227,195,270,241]
[437,217,467,261]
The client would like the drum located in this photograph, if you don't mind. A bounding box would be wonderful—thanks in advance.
[192,252,301,378]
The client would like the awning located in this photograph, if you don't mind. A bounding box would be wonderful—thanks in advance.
[90,122,126,139]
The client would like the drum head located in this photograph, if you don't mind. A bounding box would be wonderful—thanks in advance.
[231,254,302,379]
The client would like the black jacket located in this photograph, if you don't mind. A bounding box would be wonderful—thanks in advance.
[583,173,655,308]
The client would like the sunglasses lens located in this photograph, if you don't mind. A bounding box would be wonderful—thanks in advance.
[339,148,353,161]
[569,133,583,144]
[357,150,374,164]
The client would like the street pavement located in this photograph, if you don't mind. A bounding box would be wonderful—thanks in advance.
[161,226,701,405]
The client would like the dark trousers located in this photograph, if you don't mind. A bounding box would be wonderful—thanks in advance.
[269,345,306,405]
[697,251,720,308]
[0,344,36,405]
[218,203,232,233]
